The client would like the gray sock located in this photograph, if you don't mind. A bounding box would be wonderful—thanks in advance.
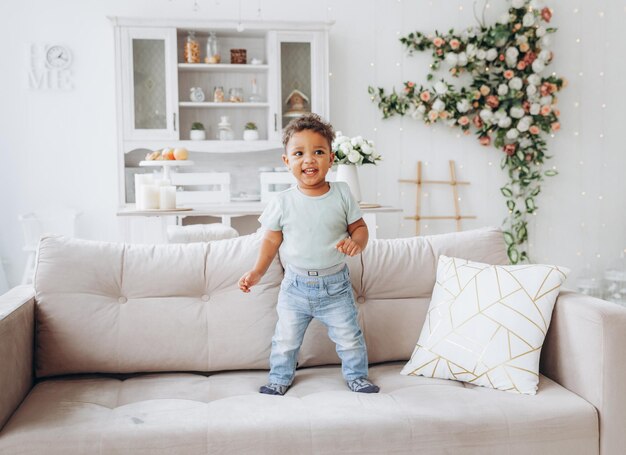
[259,383,290,396]
[347,378,380,393]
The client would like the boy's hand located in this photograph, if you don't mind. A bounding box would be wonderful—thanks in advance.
[239,270,262,293]
[335,238,363,257]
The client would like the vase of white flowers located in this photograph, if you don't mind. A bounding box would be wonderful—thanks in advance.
[332,132,381,202]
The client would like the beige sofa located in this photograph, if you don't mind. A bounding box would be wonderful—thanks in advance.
[0,227,624,454]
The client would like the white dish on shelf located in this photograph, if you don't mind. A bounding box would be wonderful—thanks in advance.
[139,207,193,212]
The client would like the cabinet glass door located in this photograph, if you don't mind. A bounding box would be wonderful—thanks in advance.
[268,31,328,140]
[122,28,179,140]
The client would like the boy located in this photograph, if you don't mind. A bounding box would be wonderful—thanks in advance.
[238,113,379,396]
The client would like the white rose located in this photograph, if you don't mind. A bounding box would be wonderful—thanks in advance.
[486,48,498,61]
[495,110,506,120]
[498,116,512,128]
[528,74,541,86]
[512,0,525,8]
[348,151,361,164]
[526,85,537,97]
[498,84,509,96]
[520,138,533,148]
[540,95,553,106]
[477,49,487,60]
[498,12,510,24]
[516,35,528,45]
[532,59,545,73]
[350,136,364,147]
[506,47,519,60]
[510,107,525,119]
[417,104,427,113]
[480,109,494,122]
[523,12,536,27]
[538,50,551,62]
[507,128,520,140]
[467,27,478,38]
[530,103,541,115]
[530,0,545,9]
[361,143,373,155]
[536,26,546,37]
[432,99,445,112]
[509,77,523,90]
[446,118,457,127]
[466,44,477,58]
[434,81,448,95]
[541,35,552,47]
[336,135,350,145]
[446,53,458,66]
[410,107,423,120]
[339,142,354,156]
[517,117,531,132]
[456,99,470,113]
[457,52,468,66]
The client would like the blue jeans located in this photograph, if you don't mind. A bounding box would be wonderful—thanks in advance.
[268,264,369,386]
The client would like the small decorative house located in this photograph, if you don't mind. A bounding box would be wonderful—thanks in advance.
[284,89,310,117]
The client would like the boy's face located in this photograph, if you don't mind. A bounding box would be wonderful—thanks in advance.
[282,130,334,190]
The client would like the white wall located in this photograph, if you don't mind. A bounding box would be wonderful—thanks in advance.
[1,0,624,289]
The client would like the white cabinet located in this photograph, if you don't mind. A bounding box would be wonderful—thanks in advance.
[119,27,179,141]
[111,18,330,204]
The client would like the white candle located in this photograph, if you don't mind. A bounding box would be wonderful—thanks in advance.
[135,174,155,210]
[159,186,177,210]
[139,184,160,210]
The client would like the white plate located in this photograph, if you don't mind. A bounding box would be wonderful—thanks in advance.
[231,195,261,202]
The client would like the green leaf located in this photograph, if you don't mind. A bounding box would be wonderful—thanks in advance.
[525,198,535,211]
[544,169,558,177]
[507,200,515,211]
[500,187,513,197]
[507,246,520,264]
[503,231,515,245]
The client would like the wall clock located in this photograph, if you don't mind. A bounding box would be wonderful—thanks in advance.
[45,45,72,70]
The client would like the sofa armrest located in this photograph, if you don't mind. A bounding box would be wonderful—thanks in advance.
[0,286,35,431]
[540,290,626,455]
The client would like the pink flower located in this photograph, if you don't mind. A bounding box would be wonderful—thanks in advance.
[517,61,527,71]
[523,51,537,65]
[420,91,431,102]
[439,111,449,119]
[479,85,491,96]
[433,37,445,47]
[503,144,517,156]
[499,54,505,61]
[458,116,470,126]
[450,39,461,50]
[504,70,515,80]
[519,43,530,53]
[428,110,439,122]
[486,95,500,109]
[553,107,561,117]
[473,115,484,128]
[541,7,552,22]
[525,153,533,162]
[551,122,561,131]
[407,81,415,88]
[540,105,552,116]
[529,125,540,135]
[540,83,551,97]
[479,135,491,146]
[523,101,531,112]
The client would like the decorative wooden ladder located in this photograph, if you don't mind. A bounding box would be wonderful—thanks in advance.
[399,160,476,235]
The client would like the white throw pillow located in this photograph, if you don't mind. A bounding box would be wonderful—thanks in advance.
[401,255,569,394]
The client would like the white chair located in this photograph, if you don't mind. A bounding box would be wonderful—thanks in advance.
[260,172,296,203]
[167,172,237,243]
[19,208,81,284]
[170,172,231,205]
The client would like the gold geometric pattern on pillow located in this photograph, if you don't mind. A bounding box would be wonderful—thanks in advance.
[401,255,568,394]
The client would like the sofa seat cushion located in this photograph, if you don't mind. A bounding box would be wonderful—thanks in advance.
[0,363,597,454]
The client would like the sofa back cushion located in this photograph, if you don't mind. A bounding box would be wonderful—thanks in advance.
[34,227,507,378]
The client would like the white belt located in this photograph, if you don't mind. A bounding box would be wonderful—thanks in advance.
[287,263,346,277]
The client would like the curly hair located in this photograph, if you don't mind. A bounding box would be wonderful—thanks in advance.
[282,113,335,150]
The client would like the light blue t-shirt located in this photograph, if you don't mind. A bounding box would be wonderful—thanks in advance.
[259,181,363,270]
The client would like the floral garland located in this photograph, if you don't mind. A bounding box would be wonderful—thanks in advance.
[332,133,382,166]
[368,0,566,263]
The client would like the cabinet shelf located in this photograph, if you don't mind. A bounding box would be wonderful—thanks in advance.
[124,140,282,154]
[179,102,270,108]
[178,63,269,72]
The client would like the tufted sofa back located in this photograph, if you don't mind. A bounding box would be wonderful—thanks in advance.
[33,227,507,378]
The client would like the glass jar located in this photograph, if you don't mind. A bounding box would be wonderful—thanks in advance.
[213,86,224,103]
[228,87,243,103]
[217,116,234,141]
[184,31,200,63]
[205,32,221,64]
[603,253,626,306]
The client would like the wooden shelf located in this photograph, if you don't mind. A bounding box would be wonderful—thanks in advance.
[179,102,270,108]
[178,63,269,72]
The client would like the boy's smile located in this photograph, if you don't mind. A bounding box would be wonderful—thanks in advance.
[283,130,334,196]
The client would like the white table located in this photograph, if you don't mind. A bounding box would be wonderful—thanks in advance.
[117,202,401,242]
